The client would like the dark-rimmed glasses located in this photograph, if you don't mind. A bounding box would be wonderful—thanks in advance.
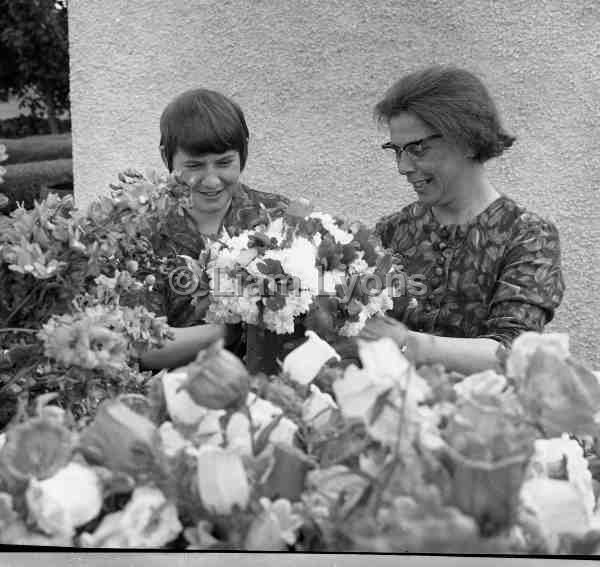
[381,134,442,161]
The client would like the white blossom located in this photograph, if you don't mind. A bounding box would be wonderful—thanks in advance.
[80,485,182,548]
[26,462,103,537]
[283,331,340,385]
[309,212,354,244]
[528,435,595,520]
[519,477,590,553]
[195,445,250,515]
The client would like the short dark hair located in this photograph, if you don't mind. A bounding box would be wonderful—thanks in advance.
[374,65,515,162]
[159,88,249,171]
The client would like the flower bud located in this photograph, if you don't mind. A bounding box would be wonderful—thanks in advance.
[162,368,216,426]
[125,259,139,274]
[179,339,250,410]
[196,446,250,515]
[78,399,158,477]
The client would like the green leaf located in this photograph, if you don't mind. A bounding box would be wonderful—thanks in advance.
[256,258,284,276]
[265,294,286,311]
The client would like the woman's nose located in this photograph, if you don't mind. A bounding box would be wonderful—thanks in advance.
[200,173,222,189]
[396,152,416,175]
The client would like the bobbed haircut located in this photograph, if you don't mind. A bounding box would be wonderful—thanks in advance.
[159,88,249,171]
[374,65,516,162]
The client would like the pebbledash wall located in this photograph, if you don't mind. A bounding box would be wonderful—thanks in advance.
[68,0,599,366]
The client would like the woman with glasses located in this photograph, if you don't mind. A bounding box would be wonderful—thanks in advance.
[359,65,565,374]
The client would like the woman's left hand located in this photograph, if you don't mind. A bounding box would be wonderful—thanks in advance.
[359,314,409,347]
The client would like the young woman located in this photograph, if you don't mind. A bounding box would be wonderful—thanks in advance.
[139,89,289,370]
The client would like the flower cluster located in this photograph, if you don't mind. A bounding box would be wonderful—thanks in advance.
[0,330,598,553]
[37,301,171,373]
[195,205,396,336]
[0,169,191,329]
[0,170,191,422]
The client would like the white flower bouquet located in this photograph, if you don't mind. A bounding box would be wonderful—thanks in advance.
[181,199,402,339]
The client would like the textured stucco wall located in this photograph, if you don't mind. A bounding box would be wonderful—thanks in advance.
[69,0,600,365]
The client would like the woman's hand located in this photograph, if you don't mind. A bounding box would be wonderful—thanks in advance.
[359,314,409,347]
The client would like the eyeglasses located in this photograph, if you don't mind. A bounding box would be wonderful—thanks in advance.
[381,134,442,161]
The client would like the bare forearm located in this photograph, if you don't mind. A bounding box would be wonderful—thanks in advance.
[407,331,501,375]
[140,324,226,370]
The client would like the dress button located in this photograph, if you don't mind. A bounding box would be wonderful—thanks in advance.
[439,242,447,250]
[430,277,441,287]
[424,303,432,313]
[437,256,445,265]
[434,266,444,276]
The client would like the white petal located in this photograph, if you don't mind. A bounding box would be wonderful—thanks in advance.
[162,368,209,425]
[26,462,103,536]
[302,384,337,429]
[283,331,340,385]
[520,477,590,552]
[158,422,190,458]
[196,446,249,515]
[332,364,380,421]
[268,417,298,446]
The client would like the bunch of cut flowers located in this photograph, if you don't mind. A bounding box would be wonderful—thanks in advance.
[180,198,407,340]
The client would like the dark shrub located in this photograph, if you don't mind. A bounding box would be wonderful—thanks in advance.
[0,115,71,138]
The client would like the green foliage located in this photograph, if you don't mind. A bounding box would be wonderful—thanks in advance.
[0,115,71,138]
[0,0,70,131]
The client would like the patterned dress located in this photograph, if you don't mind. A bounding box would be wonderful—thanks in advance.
[374,195,565,347]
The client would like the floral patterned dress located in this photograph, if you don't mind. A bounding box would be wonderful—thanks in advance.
[374,195,565,347]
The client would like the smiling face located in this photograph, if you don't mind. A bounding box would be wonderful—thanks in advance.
[387,112,473,207]
[170,148,241,215]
